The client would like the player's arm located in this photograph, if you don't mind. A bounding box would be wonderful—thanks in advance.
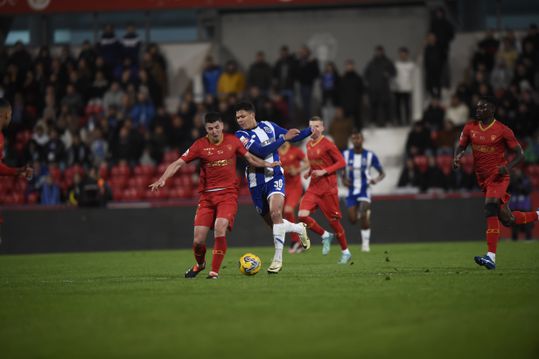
[370,155,386,185]
[244,152,280,168]
[453,125,470,170]
[0,163,33,178]
[149,157,187,191]
[271,122,312,143]
[235,130,299,158]
[311,144,346,178]
[499,128,524,176]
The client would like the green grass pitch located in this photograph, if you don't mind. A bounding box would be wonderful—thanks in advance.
[1,241,538,359]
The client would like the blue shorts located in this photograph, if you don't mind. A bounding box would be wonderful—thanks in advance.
[346,193,371,208]
[249,175,286,216]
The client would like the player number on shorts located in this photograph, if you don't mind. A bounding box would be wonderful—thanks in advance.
[274,179,283,190]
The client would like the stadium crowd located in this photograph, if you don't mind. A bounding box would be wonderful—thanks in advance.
[1,16,539,205]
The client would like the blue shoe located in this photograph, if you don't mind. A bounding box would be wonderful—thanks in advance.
[338,252,352,264]
[321,233,334,256]
[474,255,496,270]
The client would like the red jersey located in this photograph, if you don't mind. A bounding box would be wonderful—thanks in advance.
[0,132,17,176]
[181,133,247,193]
[279,145,305,189]
[306,136,345,195]
[458,120,520,180]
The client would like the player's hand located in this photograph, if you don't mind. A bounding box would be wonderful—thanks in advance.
[369,178,378,185]
[342,177,351,187]
[452,156,462,170]
[284,129,300,141]
[498,165,509,176]
[20,165,34,180]
[311,169,327,178]
[149,178,166,191]
[288,167,299,176]
[266,161,280,168]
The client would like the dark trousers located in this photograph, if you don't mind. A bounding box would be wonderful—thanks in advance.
[394,92,411,125]
[369,93,390,126]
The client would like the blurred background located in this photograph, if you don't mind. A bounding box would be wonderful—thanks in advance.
[0,0,538,251]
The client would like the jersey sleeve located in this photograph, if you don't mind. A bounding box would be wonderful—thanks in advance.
[297,148,305,161]
[235,129,285,158]
[371,152,383,172]
[458,124,471,148]
[180,140,200,163]
[232,136,248,156]
[290,127,312,143]
[0,163,17,176]
[324,141,346,174]
[502,126,520,150]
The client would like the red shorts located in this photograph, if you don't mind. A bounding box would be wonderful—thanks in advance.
[194,189,238,231]
[285,183,303,210]
[299,190,341,219]
[478,174,511,204]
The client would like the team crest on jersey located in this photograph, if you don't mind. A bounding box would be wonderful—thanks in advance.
[263,127,272,134]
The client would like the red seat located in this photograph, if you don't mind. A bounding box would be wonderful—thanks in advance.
[164,150,178,163]
[111,164,131,177]
[436,155,453,175]
[99,164,109,180]
[413,155,429,173]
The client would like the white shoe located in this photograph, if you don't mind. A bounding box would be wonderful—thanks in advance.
[338,252,352,264]
[267,260,283,273]
[361,244,370,253]
[298,223,311,250]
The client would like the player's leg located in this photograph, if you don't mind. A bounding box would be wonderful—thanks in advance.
[320,193,351,264]
[284,204,301,253]
[474,197,500,270]
[499,201,539,227]
[298,192,333,254]
[266,193,287,273]
[347,204,359,225]
[359,201,372,252]
[185,225,211,278]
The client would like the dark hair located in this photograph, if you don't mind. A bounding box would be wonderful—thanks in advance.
[234,101,255,113]
[0,98,11,111]
[203,112,222,125]
[351,128,362,136]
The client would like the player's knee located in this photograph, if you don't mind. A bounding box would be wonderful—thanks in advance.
[269,209,282,223]
[484,202,499,218]
[214,222,228,236]
[499,213,514,227]
[348,215,357,225]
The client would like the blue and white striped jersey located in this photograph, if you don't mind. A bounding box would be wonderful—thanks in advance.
[342,148,383,199]
[235,121,311,188]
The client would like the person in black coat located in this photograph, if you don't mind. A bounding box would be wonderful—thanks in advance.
[424,33,444,98]
[364,46,396,126]
[296,45,320,118]
[338,59,364,129]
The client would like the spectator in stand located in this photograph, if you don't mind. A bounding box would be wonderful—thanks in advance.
[296,45,320,117]
[445,94,469,129]
[169,114,190,152]
[66,133,92,168]
[90,71,109,99]
[477,29,499,73]
[98,24,120,69]
[78,40,97,71]
[509,167,534,241]
[217,60,246,98]
[521,24,539,57]
[393,47,417,125]
[423,96,445,132]
[364,46,396,126]
[338,59,363,129]
[434,120,458,155]
[34,46,52,74]
[78,167,111,208]
[405,120,433,157]
[273,45,297,114]
[40,174,61,205]
[130,91,155,131]
[397,158,420,188]
[61,84,83,116]
[121,24,142,65]
[90,128,108,166]
[247,86,268,114]
[103,81,125,115]
[112,125,139,164]
[328,107,354,151]
[7,41,32,77]
[320,62,339,108]
[424,155,448,191]
[148,124,168,164]
[497,35,519,71]
[429,7,454,72]
[490,59,512,91]
[424,33,444,98]
[143,45,168,106]
[247,51,273,95]
[202,55,221,97]
[177,92,197,129]
[43,128,66,165]
[113,57,139,83]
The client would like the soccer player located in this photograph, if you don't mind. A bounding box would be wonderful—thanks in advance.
[453,98,539,270]
[0,98,33,178]
[298,116,351,264]
[278,141,308,253]
[235,101,312,273]
[149,112,279,279]
[342,130,385,252]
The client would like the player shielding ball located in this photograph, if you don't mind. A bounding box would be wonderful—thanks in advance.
[235,101,312,273]
[149,112,278,279]
[278,142,308,253]
[453,98,539,270]
[342,130,385,252]
[298,117,351,264]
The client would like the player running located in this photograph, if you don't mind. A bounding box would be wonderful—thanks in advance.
[149,112,279,279]
[453,98,539,270]
[278,142,308,253]
[234,101,312,274]
[298,117,351,264]
[342,130,385,252]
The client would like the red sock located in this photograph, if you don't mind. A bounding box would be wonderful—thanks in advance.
[512,211,538,224]
[211,236,227,274]
[329,219,348,250]
[298,216,325,236]
[486,216,500,253]
[284,211,300,243]
[193,243,206,267]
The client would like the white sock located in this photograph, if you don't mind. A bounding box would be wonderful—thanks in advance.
[322,231,332,239]
[272,223,286,262]
[487,252,496,262]
[342,248,351,255]
[361,229,371,247]
[282,219,304,234]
